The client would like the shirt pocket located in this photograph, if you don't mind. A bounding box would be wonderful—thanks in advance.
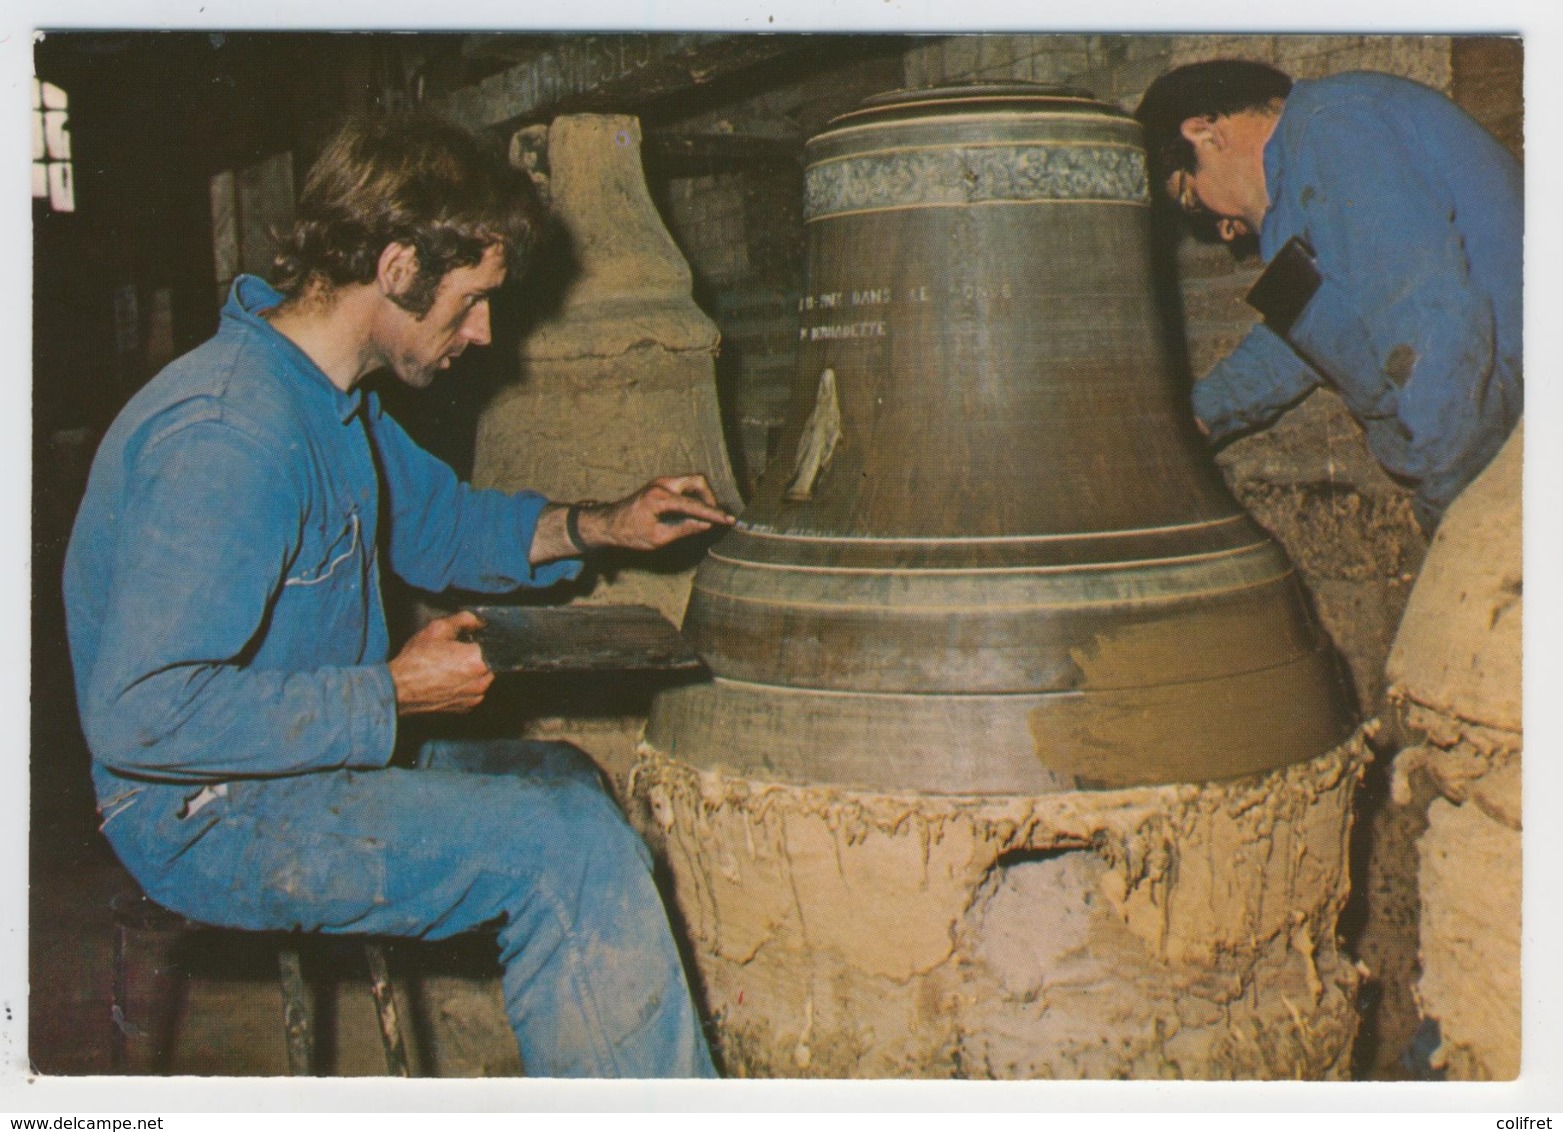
[285,508,361,589]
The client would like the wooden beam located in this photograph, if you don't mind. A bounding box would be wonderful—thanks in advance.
[434,33,817,132]
[642,131,803,173]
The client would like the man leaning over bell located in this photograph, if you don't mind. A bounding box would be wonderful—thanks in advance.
[1135,60,1521,534]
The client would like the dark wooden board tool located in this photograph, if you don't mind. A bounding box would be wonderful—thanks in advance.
[464,604,704,674]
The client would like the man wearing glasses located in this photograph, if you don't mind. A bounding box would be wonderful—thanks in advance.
[1135,60,1521,534]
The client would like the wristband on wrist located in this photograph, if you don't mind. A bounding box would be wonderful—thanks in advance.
[565,502,598,555]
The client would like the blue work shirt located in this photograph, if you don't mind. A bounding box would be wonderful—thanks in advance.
[64,275,583,805]
[1192,72,1522,526]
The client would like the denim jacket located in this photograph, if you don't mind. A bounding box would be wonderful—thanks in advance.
[64,275,582,807]
[1192,72,1522,525]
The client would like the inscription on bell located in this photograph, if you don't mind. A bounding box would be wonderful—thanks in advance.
[648,84,1352,795]
[801,321,887,341]
[800,287,934,311]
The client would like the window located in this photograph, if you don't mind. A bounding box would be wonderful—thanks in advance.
[32,77,74,213]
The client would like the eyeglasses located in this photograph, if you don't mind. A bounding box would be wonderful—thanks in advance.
[1169,170,1217,222]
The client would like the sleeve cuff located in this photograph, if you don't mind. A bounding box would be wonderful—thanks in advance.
[1193,324,1318,441]
[345,663,400,770]
[511,490,587,587]
[530,556,586,587]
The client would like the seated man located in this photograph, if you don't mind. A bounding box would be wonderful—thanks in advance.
[62,116,733,1077]
[1135,60,1521,533]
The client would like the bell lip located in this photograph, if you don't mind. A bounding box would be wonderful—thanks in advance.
[644,659,1358,796]
[827,82,1125,130]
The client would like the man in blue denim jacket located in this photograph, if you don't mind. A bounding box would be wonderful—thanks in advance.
[63,117,732,1077]
[1136,61,1522,533]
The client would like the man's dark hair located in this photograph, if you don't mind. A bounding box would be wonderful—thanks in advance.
[1135,60,1293,194]
[273,115,546,316]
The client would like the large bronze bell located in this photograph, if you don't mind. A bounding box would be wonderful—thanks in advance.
[646,84,1353,793]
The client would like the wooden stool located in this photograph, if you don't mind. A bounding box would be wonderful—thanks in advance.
[110,889,414,1076]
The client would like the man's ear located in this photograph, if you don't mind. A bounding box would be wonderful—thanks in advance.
[377,242,419,299]
[1179,115,1223,151]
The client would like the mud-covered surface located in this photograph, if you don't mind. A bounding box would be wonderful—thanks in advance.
[1412,754,1521,1081]
[1388,711,1521,1082]
[633,737,1369,1079]
[1387,422,1522,732]
[1337,741,1432,1080]
[1204,390,1431,1079]
[1387,706,1522,1082]
[1385,422,1522,1082]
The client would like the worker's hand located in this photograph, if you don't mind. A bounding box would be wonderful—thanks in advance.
[387,610,493,715]
[586,474,736,551]
[1193,415,1211,439]
[531,475,735,561]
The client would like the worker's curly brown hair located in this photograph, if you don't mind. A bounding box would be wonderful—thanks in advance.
[272,115,545,316]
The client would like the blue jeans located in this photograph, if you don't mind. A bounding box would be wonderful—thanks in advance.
[97,740,716,1078]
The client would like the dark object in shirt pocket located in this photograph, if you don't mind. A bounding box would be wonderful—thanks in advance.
[1246,235,1322,338]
